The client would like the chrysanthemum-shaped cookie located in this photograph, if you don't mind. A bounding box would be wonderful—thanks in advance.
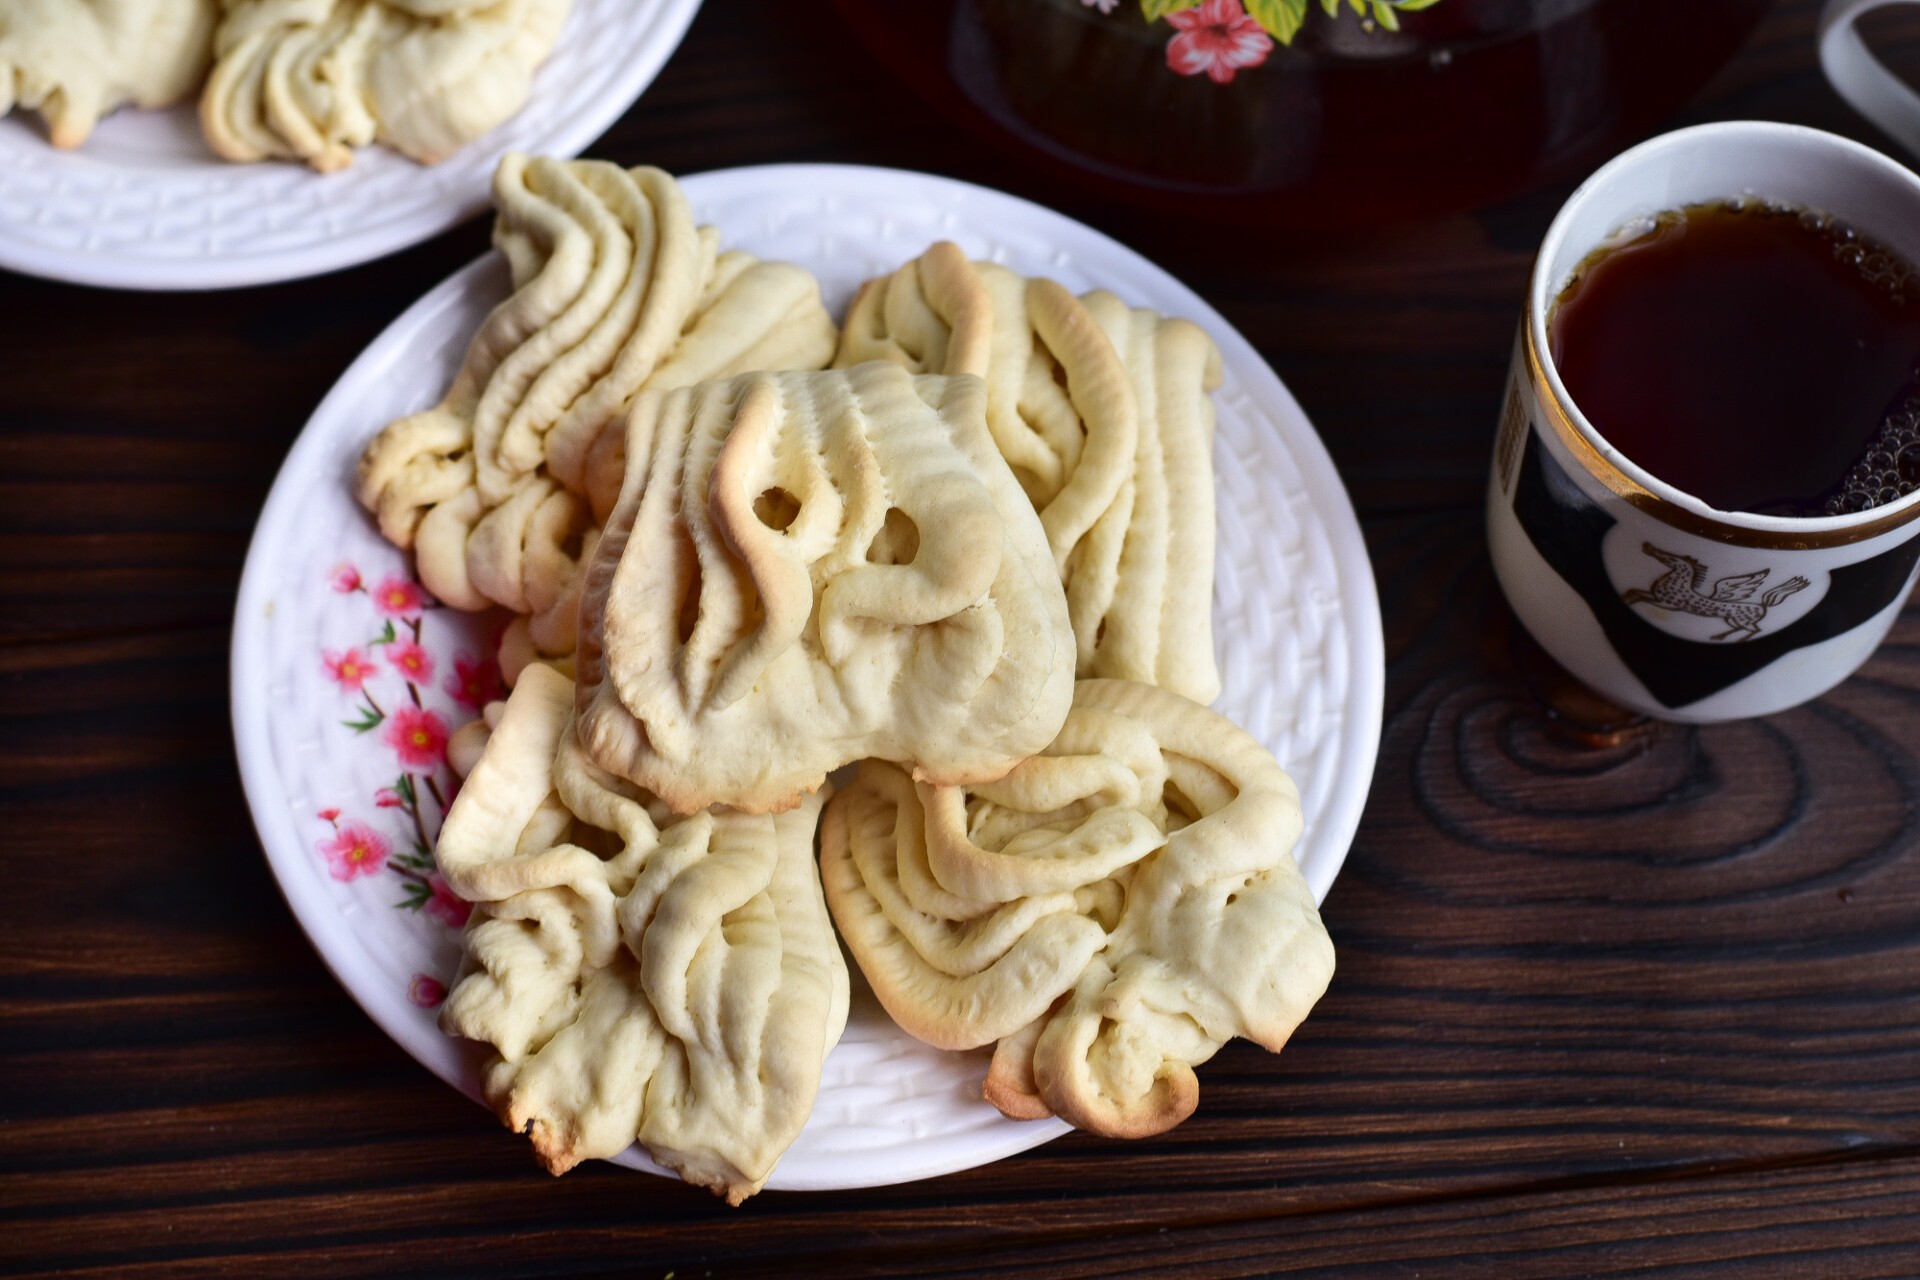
[354,155,837,656]
[574,362,1076,815]
[819,678,1333,1139]
[838,244,1224,703]
[1,0,215,147]
[200,0,567,171]
[436,664,849,1204]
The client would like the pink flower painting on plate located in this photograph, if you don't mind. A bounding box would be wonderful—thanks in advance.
[1166,0,1273,84]
[313,557,476,934]
[407,974,447,1008]
[424,876,472,929]
[444,653,503,711]
[319,819,390,882]
[387,638,434,684]
[369,574,426,620]
[323,647,378,692]
[384,705,449,769]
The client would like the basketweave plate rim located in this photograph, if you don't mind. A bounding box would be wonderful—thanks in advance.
[230,161,1385,1193]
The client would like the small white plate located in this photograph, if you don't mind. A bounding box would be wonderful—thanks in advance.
[231,164,1385,1191]
[0,0,700,291]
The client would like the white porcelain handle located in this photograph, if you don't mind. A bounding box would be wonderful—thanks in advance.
[1821,0,1920,159]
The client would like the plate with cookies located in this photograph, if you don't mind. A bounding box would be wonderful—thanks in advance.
[0,0,699,290]
[231,155,1384,1201]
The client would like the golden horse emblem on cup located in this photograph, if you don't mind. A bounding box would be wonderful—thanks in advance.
[1621,543,1811,642]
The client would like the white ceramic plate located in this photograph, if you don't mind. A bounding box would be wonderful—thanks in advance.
[231,164,1385,1191]
[0,0,700,291]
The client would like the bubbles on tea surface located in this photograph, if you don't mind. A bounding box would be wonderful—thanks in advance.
[1711,199,1918,305]
[1824,390,1920,515]
[1900,444,1920,485]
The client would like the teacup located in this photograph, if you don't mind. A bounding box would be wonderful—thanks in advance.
[1486,120,1920,722]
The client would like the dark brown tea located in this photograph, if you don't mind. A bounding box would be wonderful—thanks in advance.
[1549,200,1920,517]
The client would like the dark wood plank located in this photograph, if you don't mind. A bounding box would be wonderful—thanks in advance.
[7,1141,1920,1278]
[7,0,1920,1275]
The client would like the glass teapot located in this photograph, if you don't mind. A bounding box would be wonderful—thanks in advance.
[833,0,1777,227]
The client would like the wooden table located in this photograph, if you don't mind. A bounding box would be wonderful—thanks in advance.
[8,2,1920,1274]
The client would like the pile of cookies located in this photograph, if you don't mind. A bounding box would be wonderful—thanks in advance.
[0,0,566,168]
[356,154,1336,1204]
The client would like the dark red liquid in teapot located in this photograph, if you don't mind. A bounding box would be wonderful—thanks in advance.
[1549,201,1920,517]
[831,0,1772,229]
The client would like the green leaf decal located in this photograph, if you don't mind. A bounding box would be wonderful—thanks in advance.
[397,880,433,911]
[342,703,384,733]
[1247,0,1308,42]
[395,845,435,872]
[370,619,396,647]
[1144,0,1443,38]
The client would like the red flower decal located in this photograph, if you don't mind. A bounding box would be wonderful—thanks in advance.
[424,876,472,928]
[329,562,362,593]
[387,638,434,684]
[1166,0,1272,83]
[407,974,447,1008]
[323,647,378,692]
[370,574,425,620]
[318,820,390,881]
[374,786,405,809]
[317,807,341,823]
[444,652,503,711]
[383,705,449,769]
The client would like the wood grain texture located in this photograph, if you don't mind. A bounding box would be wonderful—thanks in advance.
[6,0,1920,1275]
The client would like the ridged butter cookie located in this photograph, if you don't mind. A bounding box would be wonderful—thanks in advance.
[574,362,1075,815]
[820,678,1333,1139]
[838,244,1224,703]
[436,664,849,1204]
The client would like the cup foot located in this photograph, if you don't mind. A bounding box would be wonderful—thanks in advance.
[1508,618,1657,748]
